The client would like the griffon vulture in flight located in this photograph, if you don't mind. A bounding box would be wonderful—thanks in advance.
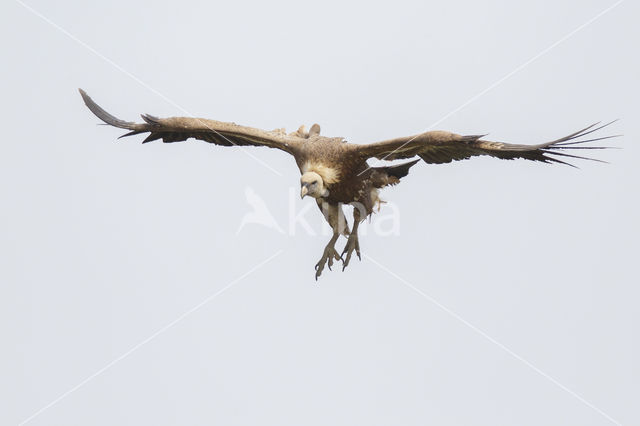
[79,89,616,279]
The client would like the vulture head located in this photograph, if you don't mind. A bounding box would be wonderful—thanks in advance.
[300,172,328,199]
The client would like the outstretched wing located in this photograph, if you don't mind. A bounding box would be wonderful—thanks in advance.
[79,89,303,153]
[357,122,619,167]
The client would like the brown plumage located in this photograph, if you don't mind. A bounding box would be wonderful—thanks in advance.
[79,89,618,279]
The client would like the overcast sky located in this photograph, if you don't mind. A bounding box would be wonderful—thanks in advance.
[1,0,638,425]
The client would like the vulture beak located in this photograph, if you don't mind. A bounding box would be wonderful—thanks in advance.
[300,185,309,199]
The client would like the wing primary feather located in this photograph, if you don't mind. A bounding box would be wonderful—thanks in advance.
[142,133,164,143]
[141,114,161,125]
[542,154,579,168]
[552,134,621,146]
[118,130,145,139]
[570,119,619,140]
[546,120,618,146]
[541,149,608,164]
[548,146,616,150]
[79,88,137,130]
[543,122,600,145]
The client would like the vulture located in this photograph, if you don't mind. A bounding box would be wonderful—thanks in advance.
[79,89,617,279]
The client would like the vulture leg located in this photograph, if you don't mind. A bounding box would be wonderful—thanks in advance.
[341,207,363,271]
[314,200,349,280]
[315,231,342,280]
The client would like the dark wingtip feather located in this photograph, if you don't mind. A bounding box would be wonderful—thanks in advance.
[142,133,163,144]
[118,130,145,139]
[543,122,600,145]
[546,156,579,168]
[141,113,161,125]
[549,146,619,150]
[536,121,620,167]
[541,149,609,165]
[568,120,618,141]
[553,134,622,146]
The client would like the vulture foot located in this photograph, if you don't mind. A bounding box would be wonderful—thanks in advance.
[341,233,361,271]
[315,243,341,280]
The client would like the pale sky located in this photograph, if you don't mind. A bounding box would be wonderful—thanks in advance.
[1,0,638,425]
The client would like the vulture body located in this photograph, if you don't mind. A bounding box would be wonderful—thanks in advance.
[79,89,617,279]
